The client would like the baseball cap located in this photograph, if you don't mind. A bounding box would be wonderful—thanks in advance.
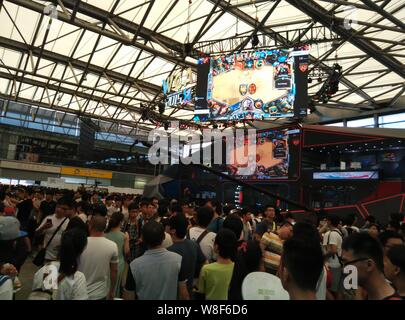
[0,217,28,241]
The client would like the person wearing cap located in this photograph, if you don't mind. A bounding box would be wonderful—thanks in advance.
[0,216,29,291]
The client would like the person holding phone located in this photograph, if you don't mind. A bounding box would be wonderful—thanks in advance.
[35,197,71,262]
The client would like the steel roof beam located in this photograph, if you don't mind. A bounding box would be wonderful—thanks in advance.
[285,0,405,79]
[7,0,195,68]
[210,0,377,105]
[0,36,161,95]
[360,0,405,31]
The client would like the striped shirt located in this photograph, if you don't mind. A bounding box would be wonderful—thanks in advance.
[260,231,283,274]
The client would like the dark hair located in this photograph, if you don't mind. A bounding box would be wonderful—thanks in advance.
[387,220,401,232]
[229,240,262,300]
[241,207,253,217]
[168,213,189,239]
[106,212,124,233]
[293,222,321,244]
[90,215,107,233]
[366,215,376,223]
[196,206,214,228]
[170,203,182,215]
[378,231,404,247]
[223,214,243,239]
[282,237,323,291]
[387,245,405,274]
[57,196,74,208]
[142,221,165,248]
[344,214,356,226]
[342,233,384,272]
[264,205,274,211]
[390,213,403,224]
[369,223,380,232]
[75,201,90,214]
[128,202,139,212]
[209,200,223,215]
[90,204,107,217]
[59,229,87,276]
[215,228,237,259]
[66,216,88,235]
[327,214,341,227]
[139,199,150,207]
[223,204,236,217]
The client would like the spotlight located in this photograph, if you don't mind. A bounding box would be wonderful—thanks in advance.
[317,77,323,83]
[164,122,169,131]
[308,78,313,84]
[158,102,165,115]
[252,34,259,48]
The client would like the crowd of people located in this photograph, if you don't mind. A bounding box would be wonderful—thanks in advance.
[0,185,405,300]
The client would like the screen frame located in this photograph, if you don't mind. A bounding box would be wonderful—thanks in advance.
[219,124,303,182]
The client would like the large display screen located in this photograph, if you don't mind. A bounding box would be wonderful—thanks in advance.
[219,127,301,181]
[194,47,309,121]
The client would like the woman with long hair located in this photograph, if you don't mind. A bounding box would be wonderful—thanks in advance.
[105,212,129,298]
[31,228,88,300]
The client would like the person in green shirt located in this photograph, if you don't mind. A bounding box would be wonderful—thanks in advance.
[197,228,236,300]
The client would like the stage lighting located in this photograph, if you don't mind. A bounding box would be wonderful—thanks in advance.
[164,122,169,131]
[252,34,259,48]
[308,78,313,83]
[158,102,165,115]
[317,77,322,83]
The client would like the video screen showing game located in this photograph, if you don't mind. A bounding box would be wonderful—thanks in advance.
[194,47,309,121]
[220,127,301,181]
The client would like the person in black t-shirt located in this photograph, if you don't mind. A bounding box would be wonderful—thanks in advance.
[16,189,34,232]
[167,213,207,296]
[39,191,57,224]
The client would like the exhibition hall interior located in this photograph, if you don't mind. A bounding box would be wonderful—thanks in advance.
[0,0,404,302]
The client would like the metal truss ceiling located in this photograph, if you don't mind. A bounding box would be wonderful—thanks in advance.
[0,0,403,135]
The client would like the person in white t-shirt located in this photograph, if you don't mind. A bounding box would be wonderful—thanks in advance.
[35,197,71,261]
[32,229,88,300]
[78,215,118,300]
[322,214,343,299]
[187,207,216,262]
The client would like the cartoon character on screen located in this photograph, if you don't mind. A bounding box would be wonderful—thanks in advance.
[241,98,255,112]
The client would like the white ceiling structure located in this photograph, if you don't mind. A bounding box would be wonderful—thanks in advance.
[0,0,403,136]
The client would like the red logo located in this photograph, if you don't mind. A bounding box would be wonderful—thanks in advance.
[299,63,308,72]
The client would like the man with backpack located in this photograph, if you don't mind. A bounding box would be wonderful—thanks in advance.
[187,207,216,262]
[322,214,343,299]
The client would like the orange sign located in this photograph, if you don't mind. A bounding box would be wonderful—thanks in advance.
[60,167,112,179]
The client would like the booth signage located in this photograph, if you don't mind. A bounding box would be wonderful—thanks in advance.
[61,167,113,179]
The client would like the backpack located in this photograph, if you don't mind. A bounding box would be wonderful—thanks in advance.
[186,228,209,245]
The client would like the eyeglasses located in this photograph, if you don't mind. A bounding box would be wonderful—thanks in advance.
[342,257,370,267]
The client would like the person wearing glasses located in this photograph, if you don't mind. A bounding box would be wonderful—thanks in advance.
[341,233,401,300]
